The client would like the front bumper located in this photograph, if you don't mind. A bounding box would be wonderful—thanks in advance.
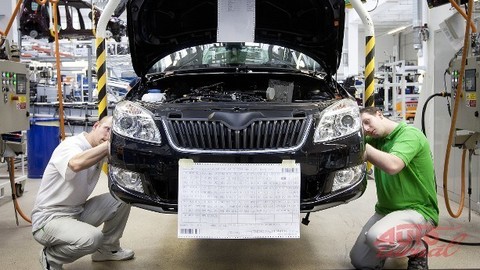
[108,131,367,213]
[109,165,367,213]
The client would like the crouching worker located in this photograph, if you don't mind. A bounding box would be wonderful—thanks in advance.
[31,116,134,270]
[350,107,439,270]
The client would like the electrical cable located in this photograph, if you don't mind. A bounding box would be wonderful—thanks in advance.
[442,0,474,219]
[91,0,97,37]
[426,233,480,246]
[7,157,31,224]
[443,71,453,116]
[0,0,24,44]
[448,0,477,33]
[50,0,66,140]
[367,0,379,12]
[421,92,450,136]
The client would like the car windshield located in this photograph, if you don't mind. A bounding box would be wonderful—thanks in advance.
[147,43,324,74]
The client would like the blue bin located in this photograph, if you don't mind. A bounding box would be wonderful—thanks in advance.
[27,118,60,178]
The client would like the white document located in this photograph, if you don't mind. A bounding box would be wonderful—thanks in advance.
[217,0,255,42]
[178,160,301,239]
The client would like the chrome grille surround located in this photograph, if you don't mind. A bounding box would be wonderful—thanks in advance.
[161,116,313,154]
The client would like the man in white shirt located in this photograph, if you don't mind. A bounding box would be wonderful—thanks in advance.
[31,116,134,270]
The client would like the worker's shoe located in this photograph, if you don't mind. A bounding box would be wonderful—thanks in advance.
[407,240,429,270]
[39,248,63,270]
[91,247,135,262]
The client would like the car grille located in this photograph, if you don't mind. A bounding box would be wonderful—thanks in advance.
[164,117,312,152]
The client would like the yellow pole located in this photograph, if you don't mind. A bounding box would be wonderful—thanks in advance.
[95,38,107,120]
[350,0,375,107]
[95,0,121,173]
[95,0,122,120]
[364,36,375,107]
[95,37,109,173]
[95,37,108,173]
[350,0,375,171]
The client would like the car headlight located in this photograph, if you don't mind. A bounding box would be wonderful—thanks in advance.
[332,163,366,192]
[109,165,144,193]
[313,99,360,143]
[113,101,161,144]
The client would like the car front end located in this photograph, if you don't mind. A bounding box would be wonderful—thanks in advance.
[108,0,366,215]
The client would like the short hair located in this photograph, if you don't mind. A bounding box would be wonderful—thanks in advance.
[98,115,112,125]
[360,106,381,115]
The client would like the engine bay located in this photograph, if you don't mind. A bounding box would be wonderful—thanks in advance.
[129,72,343,104]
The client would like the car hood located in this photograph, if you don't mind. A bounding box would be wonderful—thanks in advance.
[127,0,345,77]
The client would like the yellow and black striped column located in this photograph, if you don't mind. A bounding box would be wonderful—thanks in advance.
[364,35,375,107]
[95,37,108,173]
[95,37,107,120]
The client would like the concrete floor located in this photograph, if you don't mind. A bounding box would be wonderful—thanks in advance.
[1,170,480,270]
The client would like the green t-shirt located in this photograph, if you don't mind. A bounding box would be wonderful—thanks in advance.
[366,122,439,226]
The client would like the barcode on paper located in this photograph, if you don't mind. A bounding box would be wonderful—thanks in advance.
[181,228,200,235]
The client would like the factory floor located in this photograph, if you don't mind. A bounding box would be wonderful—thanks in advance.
[1,170,480,269]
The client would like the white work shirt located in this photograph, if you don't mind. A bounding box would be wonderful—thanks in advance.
[31,132,104,232]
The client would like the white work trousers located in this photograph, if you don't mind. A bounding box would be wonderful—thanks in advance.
[349,210,435,269]
[33,193,131,266]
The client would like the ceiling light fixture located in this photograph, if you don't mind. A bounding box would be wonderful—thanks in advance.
[387,24,412,35]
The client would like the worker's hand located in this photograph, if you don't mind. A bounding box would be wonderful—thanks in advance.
[363,144,368,161]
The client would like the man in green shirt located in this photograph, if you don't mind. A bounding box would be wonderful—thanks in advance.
[350,107,439,270]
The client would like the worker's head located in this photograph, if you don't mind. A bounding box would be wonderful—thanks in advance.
[89,116,112,146]
[360,107,389,138]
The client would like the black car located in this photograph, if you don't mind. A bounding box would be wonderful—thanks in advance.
[109,0,367,215]
[19,0,126,42]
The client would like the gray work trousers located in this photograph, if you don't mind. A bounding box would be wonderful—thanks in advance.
[33,193,131,266]
[349,210,435,270]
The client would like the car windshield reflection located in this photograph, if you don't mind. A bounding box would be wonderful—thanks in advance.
[148,43,325,74]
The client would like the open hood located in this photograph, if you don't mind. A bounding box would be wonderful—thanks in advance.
[127,0,345,77]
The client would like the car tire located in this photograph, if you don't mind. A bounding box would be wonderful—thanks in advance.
[105,30,113,39]
[29,29,39,39]
[15,183,24,197]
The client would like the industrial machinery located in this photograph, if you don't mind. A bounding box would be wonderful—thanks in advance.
[451,55,480,169]
[0,58,30,161]
[450,56,480,135]
[447,52,480,221]
[427,0,468,8]
[0,60,30,134]
[0,59,30,225]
